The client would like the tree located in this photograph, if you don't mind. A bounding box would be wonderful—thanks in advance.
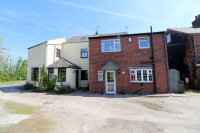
[14,57,27,80]
[38,65,48,91]
[0,38,4,63]
[21,60,28,80]
[0,56,28,82]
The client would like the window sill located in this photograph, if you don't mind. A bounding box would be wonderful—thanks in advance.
[101,51,121,53]
[139,47,150,49]
[130,81,153,83]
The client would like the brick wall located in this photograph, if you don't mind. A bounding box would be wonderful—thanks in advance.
[194,34,200,58]
[89,33,169,94]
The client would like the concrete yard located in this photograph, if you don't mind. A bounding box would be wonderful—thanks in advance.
[0,83,200,133]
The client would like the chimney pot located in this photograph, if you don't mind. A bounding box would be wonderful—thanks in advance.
[196,16,198,20]
[198,14,200,18]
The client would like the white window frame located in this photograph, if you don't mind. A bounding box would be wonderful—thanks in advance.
[138,37,150,49]
[129,68,153,83]
[81,49,88,58]
[101,39,121,53]
[98,71,103,81]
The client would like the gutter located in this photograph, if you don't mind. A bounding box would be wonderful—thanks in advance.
[150,26,157,93]
[164,33,170,92]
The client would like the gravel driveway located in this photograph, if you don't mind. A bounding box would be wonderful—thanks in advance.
[0,84,200,133]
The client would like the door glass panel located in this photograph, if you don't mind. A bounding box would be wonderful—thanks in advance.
[107,72,114,82]
[107,84,114,92]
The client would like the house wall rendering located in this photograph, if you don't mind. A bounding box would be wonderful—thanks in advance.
[28,42,47,83]
[28,37,89,89]
[61,39,89,88]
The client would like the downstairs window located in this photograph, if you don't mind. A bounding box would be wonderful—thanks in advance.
[31,68,39,81]
[130,68,153,83]
[58,68,66,82]
[48,68,54,80]
[81,70,88,80]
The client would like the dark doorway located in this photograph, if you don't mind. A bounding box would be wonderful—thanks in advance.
[76,70,79,88]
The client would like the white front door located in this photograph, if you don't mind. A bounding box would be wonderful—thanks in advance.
[106,70,116,94]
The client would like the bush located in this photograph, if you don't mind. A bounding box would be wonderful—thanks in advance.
[38,65,48,92]
[23,82,35,90]
[55,83,74,94]
[47,76,57,92]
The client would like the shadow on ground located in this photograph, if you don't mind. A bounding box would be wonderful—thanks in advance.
[0,84,175,99]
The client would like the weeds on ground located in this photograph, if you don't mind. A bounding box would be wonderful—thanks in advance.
[9,114,53,133]
[0,127,8,133]
[55,83,74,94]
[186,89,200,94]
[4,102,35,114]
[137,101,162,111]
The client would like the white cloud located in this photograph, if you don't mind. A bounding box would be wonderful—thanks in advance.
[51,0,158,23]
[26,19,54,30]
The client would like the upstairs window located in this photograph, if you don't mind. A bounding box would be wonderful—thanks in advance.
[58,68,66,82]
[56,48,60,58]
[81,70,88,80]
[138,37,150,49]
[101,39,121,52]
[130,68,153,83]
[81,49,88,58]
[31,68,39,81]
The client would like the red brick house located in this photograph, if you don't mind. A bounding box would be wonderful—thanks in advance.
[89,32,169,94]
[167,15,200,88]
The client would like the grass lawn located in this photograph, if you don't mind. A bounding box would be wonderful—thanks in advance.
[0,80,25,85]
[4,102,35,114]
[0,127,8,133]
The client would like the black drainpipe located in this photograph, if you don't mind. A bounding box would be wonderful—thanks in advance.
[150,26,157,93]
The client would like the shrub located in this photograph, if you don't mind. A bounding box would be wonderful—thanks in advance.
[38,65,48,92]
[47,76,57,92]
[55,83,74,94]
[23,82,35,90]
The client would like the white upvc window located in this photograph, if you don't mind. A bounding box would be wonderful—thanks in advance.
[138,37,150,49]
[101,39,121,52]
[98,71,103,81]
[130,68,153,83]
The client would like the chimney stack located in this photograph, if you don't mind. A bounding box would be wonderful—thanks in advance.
[192,14,200,28]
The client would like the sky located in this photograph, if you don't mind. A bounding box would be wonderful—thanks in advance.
[0,0,200,60]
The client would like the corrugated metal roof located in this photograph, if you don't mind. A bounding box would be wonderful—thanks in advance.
[168,27,200,34]
[67,36,89,43]
[47,58,81,69]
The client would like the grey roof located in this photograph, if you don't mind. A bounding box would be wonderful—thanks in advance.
[102,61,119,70]
[47,58,81,69]
[91,32,128,38]
[168,27,200,34]
[67,32,128,43]
[28,41,47,49]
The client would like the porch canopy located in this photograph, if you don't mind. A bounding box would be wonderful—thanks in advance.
[102,61,119,70]
[47,58,81,69]
[196,59,200,67]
